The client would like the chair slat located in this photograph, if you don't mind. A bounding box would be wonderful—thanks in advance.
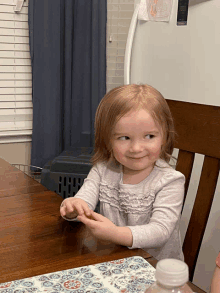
[182,156,220,281]
[176,150,195,205]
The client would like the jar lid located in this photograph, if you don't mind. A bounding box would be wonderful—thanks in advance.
[155,259,189,287]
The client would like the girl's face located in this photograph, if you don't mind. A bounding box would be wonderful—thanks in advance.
[111,109,163,176]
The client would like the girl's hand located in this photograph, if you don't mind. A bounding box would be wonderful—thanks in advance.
[60,198,91,219]
[77,211,117,242]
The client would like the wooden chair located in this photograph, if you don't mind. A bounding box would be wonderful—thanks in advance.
[166,99,220,281]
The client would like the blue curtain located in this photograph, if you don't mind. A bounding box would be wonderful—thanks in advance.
[28,0,107,168]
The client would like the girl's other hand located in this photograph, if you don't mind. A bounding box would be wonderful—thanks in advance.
[60,198,91,219]
[77,211,117,242]
[78,211,133,246]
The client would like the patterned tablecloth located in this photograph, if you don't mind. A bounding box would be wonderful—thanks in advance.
[0,256,156,293]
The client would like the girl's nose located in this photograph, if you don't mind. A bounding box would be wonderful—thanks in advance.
[129,140,144,152]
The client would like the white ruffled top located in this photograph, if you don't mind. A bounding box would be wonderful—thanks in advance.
[70,159,185,261]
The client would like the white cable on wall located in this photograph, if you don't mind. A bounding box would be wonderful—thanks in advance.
[124,4,140,85]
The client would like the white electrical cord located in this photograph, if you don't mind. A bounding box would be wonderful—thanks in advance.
[124,4,140,85]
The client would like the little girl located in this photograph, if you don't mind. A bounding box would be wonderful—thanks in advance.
[60,84,185,261]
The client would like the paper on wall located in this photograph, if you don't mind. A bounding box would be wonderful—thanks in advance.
[138,0,173,22]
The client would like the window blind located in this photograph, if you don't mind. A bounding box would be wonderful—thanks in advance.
[0,0,32,144]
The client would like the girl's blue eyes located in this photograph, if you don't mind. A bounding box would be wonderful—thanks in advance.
[118,134,154,140]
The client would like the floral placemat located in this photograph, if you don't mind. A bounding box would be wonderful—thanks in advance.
[0,256,156,293]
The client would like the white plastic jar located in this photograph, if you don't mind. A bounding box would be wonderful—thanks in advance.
[145,259,194,293]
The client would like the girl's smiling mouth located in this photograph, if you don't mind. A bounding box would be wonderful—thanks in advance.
[128,155,147,159]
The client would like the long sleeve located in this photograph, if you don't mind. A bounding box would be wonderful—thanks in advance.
[128,172,185,250]
[73,162,104,210]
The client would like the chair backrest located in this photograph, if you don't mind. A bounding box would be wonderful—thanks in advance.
[166,99,220,282]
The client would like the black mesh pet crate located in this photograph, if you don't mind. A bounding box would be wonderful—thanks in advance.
[41,147,94,199]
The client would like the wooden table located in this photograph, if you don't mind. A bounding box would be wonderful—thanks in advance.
[0,158,205,292]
